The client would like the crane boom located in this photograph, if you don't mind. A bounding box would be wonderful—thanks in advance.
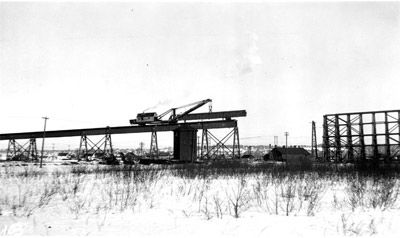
[174,99,211,120]
[158,99,212,123]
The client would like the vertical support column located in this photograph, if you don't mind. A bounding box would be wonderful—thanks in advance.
[398,112,400,150]
[385,112,391,160]
[398,111,400,158]
[346,114,354,162]
[232,127,240,159]
[28,138,38,161]
[78,134,88,160]
[104,133,113,157]
[197,136,200,159]
[323,115,329,162]
[372,112,379,160]
[359,113,366,161]
[150,129,159,159]
[201,128,209,160]
[7,139,16,160]
[173,125,197,162]
[191,130,197,163]
[334,115,342,162]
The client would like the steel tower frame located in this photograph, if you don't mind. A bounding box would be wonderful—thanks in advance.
[149,129,159,159]
[200,126,240,160]
[78,133,113,160]
[7,138,38,161]
[323,109,400,162]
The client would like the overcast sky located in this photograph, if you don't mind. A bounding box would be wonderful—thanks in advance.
[1,2,400,150]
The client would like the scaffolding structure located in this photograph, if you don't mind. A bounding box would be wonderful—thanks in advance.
[7,138,38,161]
[149,129,159,159]
[200,126,240,160]
[78,133,113,160]
[323,109,400,162]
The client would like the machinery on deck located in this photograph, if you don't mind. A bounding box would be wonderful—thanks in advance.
[130,99,212,125]
[133,112,160,125]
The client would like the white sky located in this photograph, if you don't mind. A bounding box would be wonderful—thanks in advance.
[1,2,400,150]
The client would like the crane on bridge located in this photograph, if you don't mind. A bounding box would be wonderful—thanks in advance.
[0,98,246,162]
[129,99,212,126]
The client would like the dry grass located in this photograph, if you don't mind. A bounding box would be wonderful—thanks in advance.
[0,161,399,235]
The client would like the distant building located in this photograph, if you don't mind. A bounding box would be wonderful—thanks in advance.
[267,147,311,162]
[241,154,254,159]
[57,152,70,160]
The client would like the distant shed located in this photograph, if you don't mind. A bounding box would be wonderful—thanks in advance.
[241,154,254,159]
[57,152,70,160]
[268,147,311,162]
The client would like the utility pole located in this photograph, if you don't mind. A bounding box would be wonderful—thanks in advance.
[52,143,55,160]
[197,136,200,158]
[311,121,318,159]
[284,132,289,161]
[139,142,144,159]
[40,117,49,168]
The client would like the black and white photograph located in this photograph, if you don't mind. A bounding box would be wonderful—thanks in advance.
[1,1,400,236]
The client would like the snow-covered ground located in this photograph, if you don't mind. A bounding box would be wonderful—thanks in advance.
[1,163,400,237]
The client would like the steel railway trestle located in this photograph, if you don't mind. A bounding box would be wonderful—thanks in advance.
[1,110,247,162]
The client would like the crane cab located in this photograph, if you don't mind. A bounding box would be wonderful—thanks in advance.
[130,112,159,125]
[137,112,158,122]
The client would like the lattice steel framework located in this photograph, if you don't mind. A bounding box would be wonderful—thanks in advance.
[7,138,38,161]
[200,129,210,159]
[78,133,113,160]
[323,110,400,162]
[149,129,159,159]
[200,126,240,160]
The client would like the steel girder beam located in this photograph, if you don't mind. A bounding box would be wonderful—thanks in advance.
[0,120,238,140]
[179,110,247,121]
[324,109,400,116]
